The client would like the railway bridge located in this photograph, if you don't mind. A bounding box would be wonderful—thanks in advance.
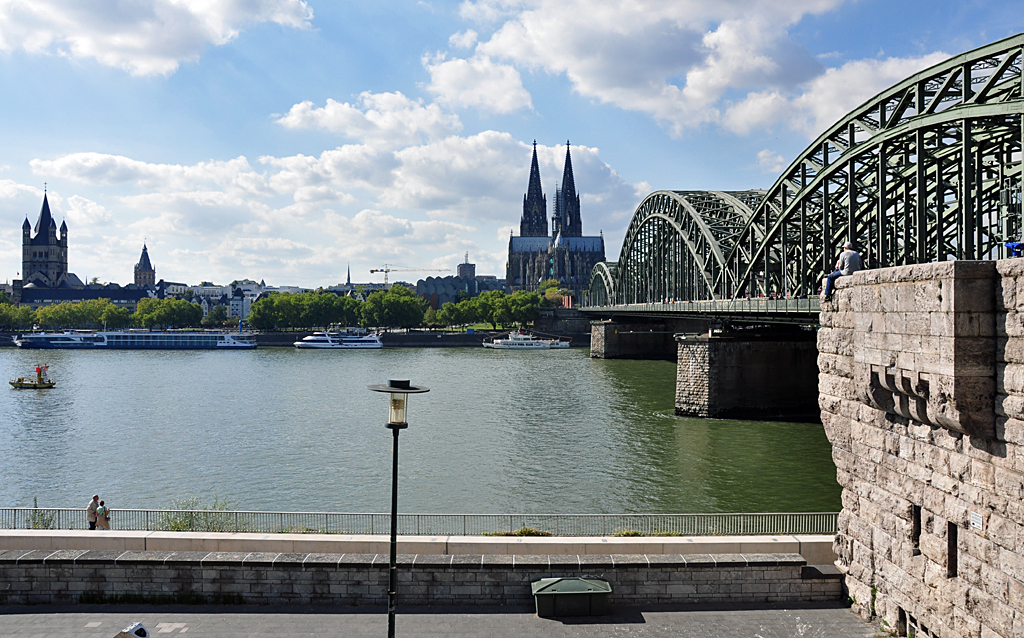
[580,33,1024,418]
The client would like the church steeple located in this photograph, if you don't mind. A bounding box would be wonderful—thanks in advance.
[553,141,582,237]
[33,194,54,236]
[346,263,351,286]
[134,244,156,287]
[519,141,548,237]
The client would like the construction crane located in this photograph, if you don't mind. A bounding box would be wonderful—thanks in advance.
[369,265,449,289]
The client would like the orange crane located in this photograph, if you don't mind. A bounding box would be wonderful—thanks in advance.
[370,265,449,289]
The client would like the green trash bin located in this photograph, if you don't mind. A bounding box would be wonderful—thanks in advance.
[531,577,611,617]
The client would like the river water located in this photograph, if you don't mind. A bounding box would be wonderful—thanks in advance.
[0,346,840,514]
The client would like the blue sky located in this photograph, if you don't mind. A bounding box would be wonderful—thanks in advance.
[1,0,1021,288]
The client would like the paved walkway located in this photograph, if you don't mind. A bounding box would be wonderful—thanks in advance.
[0,603,882,637]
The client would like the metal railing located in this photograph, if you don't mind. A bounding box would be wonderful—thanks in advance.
[0,509,838,536]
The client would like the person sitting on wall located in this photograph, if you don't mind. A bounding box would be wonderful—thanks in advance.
[822,241,863,301]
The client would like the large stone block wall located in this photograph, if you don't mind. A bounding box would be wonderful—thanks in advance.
[676,335,819,419]
[819,260,1024,638]
[0,549,841,607]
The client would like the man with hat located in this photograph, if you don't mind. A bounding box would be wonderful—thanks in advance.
[823,241,863,301]
[87,494,100,530]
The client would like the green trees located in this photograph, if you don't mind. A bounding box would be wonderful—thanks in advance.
[247,292,363,330]
[201,304,230,326]
[34,299,132,329]
[0,302,34,330]
[134,298,203,328]
[360,285,426,329]
[435,290,540,329]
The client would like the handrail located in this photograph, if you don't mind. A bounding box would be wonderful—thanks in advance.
[0,508,839,536]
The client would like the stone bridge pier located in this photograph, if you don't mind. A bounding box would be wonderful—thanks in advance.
[819,260,1024,638]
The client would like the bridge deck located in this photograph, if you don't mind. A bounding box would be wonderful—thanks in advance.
[580,298,821,324]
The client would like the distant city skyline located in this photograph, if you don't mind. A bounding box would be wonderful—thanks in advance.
[0,1,1020,288]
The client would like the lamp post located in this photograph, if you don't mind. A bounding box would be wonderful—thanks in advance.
[368,378,429,638]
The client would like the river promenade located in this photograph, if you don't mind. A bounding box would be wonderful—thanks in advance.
[0,603,879,637]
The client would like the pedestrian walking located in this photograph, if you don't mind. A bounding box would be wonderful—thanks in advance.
[96,500,110,530]
[823,241,863,301]
[86,494,99,530]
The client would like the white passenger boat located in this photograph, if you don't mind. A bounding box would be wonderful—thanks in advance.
[14,330,256,349]
[483,331,570,349]
[293,331,383,349]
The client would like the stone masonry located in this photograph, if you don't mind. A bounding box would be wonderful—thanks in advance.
[819,260,1024,638]
[676,334,819,419]
[0,549,841,607]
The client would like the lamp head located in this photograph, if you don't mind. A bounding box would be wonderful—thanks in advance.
[368,379,430,425]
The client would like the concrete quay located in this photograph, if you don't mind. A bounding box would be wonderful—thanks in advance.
[0,530,837,564]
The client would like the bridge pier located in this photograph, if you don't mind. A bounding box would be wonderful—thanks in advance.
[674,327,819,419]
[590,319,707,360]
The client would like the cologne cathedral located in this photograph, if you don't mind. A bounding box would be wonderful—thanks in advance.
[506,142,605,292]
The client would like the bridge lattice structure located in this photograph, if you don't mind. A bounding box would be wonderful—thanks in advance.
[589,34,1024,308]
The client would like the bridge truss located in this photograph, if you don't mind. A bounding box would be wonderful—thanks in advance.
[590,34,1024,305]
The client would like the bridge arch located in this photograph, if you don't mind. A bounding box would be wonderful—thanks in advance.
[612,190,763,304]
[593,33,1024,304]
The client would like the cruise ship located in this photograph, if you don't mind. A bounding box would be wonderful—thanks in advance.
[14,330,257,350]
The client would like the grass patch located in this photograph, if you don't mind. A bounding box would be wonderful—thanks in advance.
[612,529,686,537]
[482,526,552,537]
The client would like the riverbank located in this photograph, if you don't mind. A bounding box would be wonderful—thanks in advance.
[254,330,591,347]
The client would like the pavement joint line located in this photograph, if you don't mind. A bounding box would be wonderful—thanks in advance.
[336,553,345,567]
[711,555,717,566]
[300,553,309,569]
[200,551,212,566]
[114,551,129,564]
[163,552,177,565]
[270,552,280,567]
[241,552,253,567]
[644,555,650,567]
[42,550,58,563]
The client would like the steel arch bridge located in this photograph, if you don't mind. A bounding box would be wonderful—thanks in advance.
[589,33,1024,307]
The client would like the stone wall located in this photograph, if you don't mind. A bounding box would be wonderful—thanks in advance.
[819,260,1024,638]
[676,334,819,419]
[0,549,841,607]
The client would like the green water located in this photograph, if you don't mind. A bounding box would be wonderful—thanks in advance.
[0,347,840,513]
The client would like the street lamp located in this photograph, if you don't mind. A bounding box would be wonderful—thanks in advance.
[367,378,429,638]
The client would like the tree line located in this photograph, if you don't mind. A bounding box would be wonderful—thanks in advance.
[0,285,552,331]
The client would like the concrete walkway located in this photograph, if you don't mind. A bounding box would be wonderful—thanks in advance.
[0,603,883,637]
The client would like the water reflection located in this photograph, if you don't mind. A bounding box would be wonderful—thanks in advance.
[0,347,840,513]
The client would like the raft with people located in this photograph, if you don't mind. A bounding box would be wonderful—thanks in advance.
[10,365,56,389]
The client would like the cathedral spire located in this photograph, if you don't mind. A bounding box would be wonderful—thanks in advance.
[346,262,351,286]
[519,141,548,237]
[554,141,582,237]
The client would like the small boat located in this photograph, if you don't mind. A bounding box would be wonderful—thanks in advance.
[10,365,56,389]
[294,331,383,349]
[483,331,570,349]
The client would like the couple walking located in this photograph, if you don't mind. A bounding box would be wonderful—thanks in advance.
[86,494,111,530]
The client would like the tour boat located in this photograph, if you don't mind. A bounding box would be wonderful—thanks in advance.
[10,365,56,389]
[14,330,256,350]
[483,331,570,349]
[293,331,383,349]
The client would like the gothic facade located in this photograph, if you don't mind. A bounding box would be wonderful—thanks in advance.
[506,142,605,293]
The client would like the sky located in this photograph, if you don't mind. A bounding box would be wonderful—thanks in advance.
[0,1,1022,289]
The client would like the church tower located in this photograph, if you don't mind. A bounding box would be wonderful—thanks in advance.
[553,142,582,237]
[134,244,156,287]
[21,193,69,288]
[520,141,548,237]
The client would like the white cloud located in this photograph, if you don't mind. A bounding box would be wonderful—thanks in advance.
[0,0,313,76]
[275,91,462,147]
[448,29,478,49]
[19,130,645,285]
[756,149,786,174]
[30,153,270,196]
[787,53,949,136]
[424,53,533,113]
